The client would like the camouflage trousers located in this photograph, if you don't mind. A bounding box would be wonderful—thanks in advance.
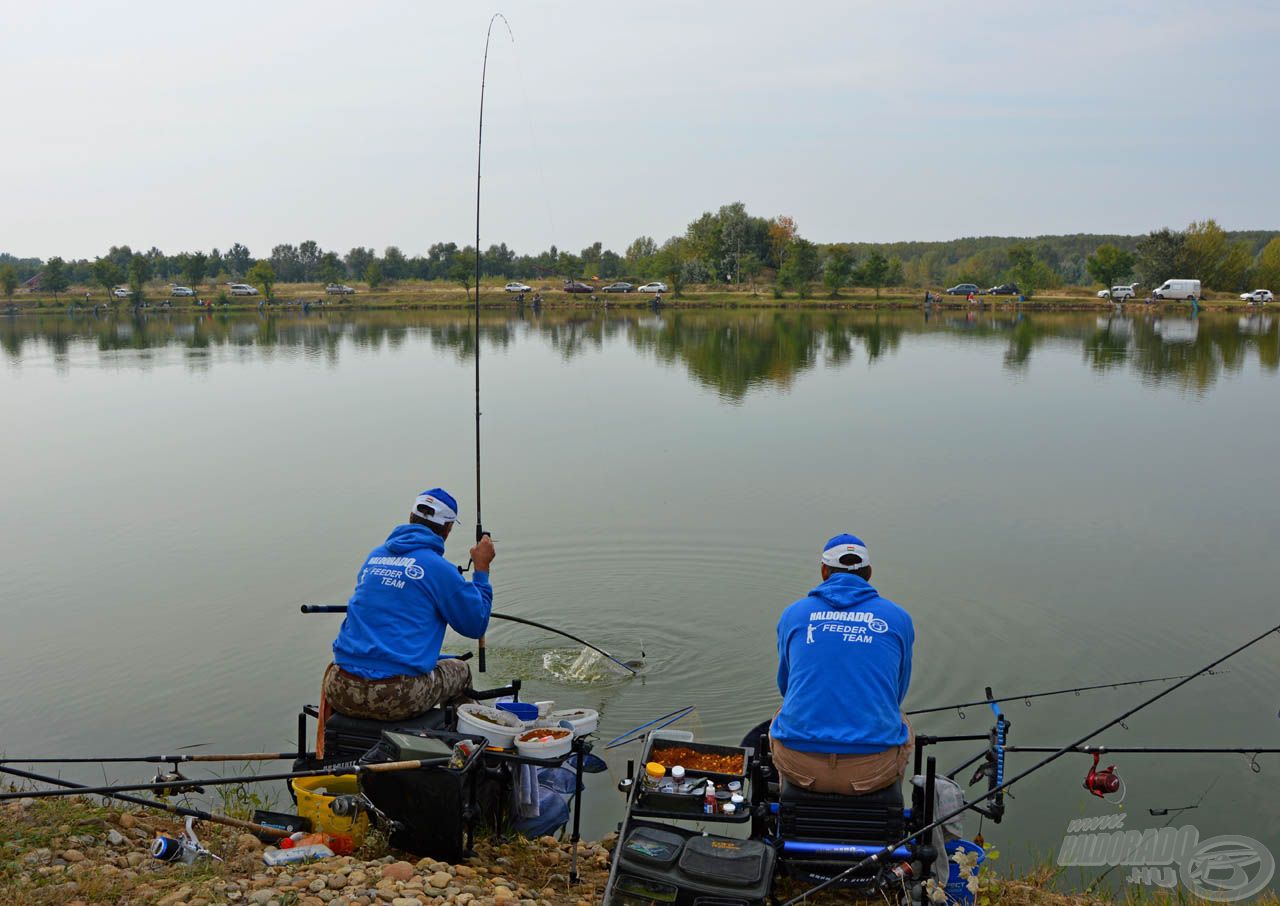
[322,659,473,721]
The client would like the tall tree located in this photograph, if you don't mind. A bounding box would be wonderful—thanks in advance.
[226,243,252,277]
[344,247,376,279]
[1255,237,1280,292]
[767,216,797,269]
[269,244,303,282]
[449,249,477,301]
[43,256,69,301]
[0,264,17,303]
[364,259,384,290]
[127,254,150,302]
[823,245,855,297]
[859,250,890,297]
[1085,243,1136,290]
[778,238,820,298]
[90,258,123,300]
[625,236,657,271]
[246,260,276,299]
[182,251,208,291]
[1135,228,1185,290]
[382,246,407,280]
[317,252,345,285]
[298,240,321,281]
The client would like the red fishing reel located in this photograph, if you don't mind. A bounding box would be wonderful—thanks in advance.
[1083,751,1122,799]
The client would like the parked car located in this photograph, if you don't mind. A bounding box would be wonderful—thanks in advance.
[228,283,259,296]
[563,280,595,294]
[1240,289,1273,303]
[111,286,132,298]
[1152,279,1201,301]
[1097,284,1137,301]
[946,283,979,295]
[325,283,356,295]
[986,283,1022,296]
[504,282,532,293]
[170,285,195,297]
[637,282,668,293]
[601,282,633,293]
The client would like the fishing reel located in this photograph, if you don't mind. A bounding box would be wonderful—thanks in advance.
[1083,752,1122,800]
[152,764,205,797]
[151,816,222,864]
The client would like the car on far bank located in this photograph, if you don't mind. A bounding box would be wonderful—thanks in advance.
[637,282,668,293]
[170,285,195,297]
[1240,289,1273,303]
[111,286,132,298]
[1152,279,1201,301]
[601,282,633,293]
[325,283,356,295]
[228,283,259,296]
[563,280,595,294]
[986,283,1022,296]
[504,281,532,293]
[1097,284,1138,301]
[946,283,979,295]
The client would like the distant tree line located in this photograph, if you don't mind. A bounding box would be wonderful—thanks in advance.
[3,207,1277,303]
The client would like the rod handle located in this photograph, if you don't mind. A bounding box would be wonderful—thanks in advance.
[301,605,348,614]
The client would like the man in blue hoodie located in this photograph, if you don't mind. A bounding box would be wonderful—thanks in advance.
[769,534,914,794]
[322,488,495,721]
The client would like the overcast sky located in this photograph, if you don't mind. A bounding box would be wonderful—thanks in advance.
[4,0,1277,260]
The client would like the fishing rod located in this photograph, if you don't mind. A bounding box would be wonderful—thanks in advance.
[905,669,1226,717]
[471,13,513,674]
[1005,746,1280,755]
[0,764,289,840]
[301,604,640,675]
[780,619,1280,905]
[0,756,451,802]
[0,751,313,766]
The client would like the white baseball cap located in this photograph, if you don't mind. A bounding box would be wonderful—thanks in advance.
[821,534,870,570]
[412,487,459,526]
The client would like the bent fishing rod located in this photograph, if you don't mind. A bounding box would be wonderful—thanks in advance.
[906,669,1226,717]
[0,763,290,839]
[781,619,1280,905]
[0,756,451,802]
[301,603,639,675]
[0,750,313,766]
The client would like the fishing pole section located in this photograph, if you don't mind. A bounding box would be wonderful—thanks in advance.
[300,603,641,676]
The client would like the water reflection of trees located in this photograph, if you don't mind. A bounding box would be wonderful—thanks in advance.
[2,307,1276,394]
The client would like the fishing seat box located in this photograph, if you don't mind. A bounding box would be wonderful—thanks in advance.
[775,780,905,884]
[356,727,493,862]
[322,708,451,763]
[610,821,774,906]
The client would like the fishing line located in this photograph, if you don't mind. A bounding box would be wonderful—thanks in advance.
[780,619,1280,905]
[906,670,1227,717]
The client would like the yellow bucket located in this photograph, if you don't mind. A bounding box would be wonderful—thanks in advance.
[290,774,369,845]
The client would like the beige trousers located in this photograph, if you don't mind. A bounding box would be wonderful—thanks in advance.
[770,718,914,794]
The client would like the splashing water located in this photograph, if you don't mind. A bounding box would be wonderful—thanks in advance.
[542,647,632,683]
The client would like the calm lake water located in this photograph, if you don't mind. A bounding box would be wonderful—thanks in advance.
[2,306,1278,881]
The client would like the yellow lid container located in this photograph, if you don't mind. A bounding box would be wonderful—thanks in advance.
[645,762,666,779]
[290,774,369,846]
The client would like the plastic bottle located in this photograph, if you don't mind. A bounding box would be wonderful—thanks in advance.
[643,762,666,792]
[279,833,354,856]
[703,782,716,815]
[730,793,745,808]
[263,844,335,866]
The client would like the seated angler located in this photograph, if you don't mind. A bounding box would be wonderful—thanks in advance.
[768,534,915,795]
[323,488,495,721]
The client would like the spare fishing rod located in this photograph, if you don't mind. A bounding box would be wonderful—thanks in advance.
[0,764,290,840]
[0,755,452,802]
[781,619,1280,905]
[301,603,640,675]
[0,751,313,766]
[906,669,1226,717]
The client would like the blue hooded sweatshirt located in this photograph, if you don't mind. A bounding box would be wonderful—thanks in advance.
[332,524,492,679]
[772,573,913,754]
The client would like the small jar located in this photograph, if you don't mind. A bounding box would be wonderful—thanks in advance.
[643,762,665,791]
[722,802,737,816]
[730,793,745,807]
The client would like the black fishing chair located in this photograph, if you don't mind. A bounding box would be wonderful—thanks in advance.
[747,729,937,899]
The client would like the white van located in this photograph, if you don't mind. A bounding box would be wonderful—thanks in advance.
[228,283,259,296]
[1152,279,1201,301]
